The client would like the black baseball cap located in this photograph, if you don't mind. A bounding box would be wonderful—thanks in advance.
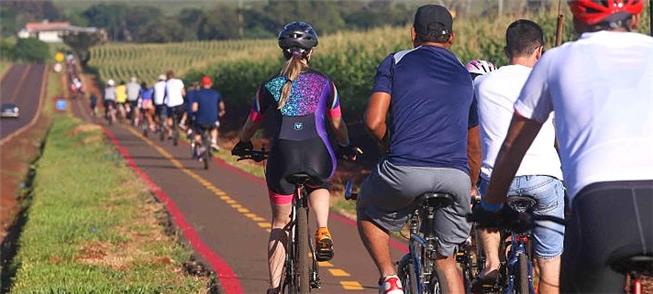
[413,4,453,36]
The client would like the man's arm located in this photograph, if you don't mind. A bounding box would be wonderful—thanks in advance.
[467,125,481,196]
[364,92,391,143]
[218,101,225,117]
[483,112,543,205]
[191,101,198,113]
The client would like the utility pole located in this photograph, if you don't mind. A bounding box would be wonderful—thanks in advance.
[238,0,244,38]
[498,0,503,17]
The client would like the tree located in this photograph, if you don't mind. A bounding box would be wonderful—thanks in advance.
[13,38,49,63]
[61,29,107,66]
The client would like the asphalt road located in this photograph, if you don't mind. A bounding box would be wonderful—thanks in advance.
[70,96,407,293]
[0,64,47,140]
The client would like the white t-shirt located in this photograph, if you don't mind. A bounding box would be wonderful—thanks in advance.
[514,31,653,199]
[164,78,184,107]
[476,64,562,181]
[153,81,166,105]
[126,82,141,101]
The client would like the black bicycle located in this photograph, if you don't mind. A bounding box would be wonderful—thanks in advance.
[237,149,321,294]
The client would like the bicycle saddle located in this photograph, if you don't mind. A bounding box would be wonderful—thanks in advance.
[612,255,653,275]
[286,173,316,185]
[420,192,455,209]
[506,195,537,212]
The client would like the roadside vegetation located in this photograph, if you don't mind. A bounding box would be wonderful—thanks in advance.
[7,116,210,293]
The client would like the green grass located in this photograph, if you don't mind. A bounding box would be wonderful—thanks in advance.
[8,116,209,293]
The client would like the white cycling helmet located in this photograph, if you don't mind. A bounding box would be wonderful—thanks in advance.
[107,79,115,86]
[466,59,496,76]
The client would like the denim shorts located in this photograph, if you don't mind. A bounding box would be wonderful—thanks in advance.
[480,175,565,258]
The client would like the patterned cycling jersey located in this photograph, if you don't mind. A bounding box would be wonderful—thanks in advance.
[249,70,341,141]
[249,70,342,193]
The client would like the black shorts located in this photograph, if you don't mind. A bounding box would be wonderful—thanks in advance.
[265,138,336,195]
[193,122,218,133]
[166,105,184,119]
[561,180,653,293]
[104,100,116,109]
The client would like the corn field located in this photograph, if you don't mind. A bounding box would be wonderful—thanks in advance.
[89,6,650,122]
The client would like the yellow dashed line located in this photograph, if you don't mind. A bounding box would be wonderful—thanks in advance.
[257,222,272,229]
[318,261,334,267]
[124,126,365,291]
[340,281,364,290]
[328,269,351,277]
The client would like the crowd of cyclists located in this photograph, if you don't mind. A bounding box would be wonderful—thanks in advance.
[101,70,226,153]
[88,0,652,293]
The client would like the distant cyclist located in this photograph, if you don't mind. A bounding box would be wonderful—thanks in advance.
[139,82,156,132]
[164,70,185,139]
[153,74,167,131]
[127,77,141,122]
[183,81,200,135]
[103,79,117,123]
[474,1,652,292]
[231,22,355,294]
[357,5,479,293]
[115,80,128,121]
[472,20,564,294]
[466,59,496,81]
[192,76,224,151]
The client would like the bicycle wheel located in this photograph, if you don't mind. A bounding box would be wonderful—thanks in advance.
[202,136,210,170]
[295,205,310,294]
[398,255,419,294]
[518,253,530,294]
[159,125,165,141]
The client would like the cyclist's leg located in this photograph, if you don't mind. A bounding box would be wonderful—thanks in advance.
[515,176,565,294]
[561,181,653,293]
[268,198,292,290]
[356,160,428,277]
[477,177,503,280]
[428,168,471,294]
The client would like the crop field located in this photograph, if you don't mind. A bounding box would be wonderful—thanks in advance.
[89,7,650,120]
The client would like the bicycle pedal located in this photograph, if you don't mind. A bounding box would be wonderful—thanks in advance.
[315,239,334,262]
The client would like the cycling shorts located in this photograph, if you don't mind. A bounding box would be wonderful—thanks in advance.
[561,180,653,293]
[166,105,184,118]
[193,121,219,133]
[265,138,335,204]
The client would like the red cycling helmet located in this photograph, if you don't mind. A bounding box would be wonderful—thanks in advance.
[568,0,643,25]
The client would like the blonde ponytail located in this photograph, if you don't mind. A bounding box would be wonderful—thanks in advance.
[278,55,308,110]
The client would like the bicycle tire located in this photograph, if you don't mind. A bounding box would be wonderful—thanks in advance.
[295,205,310,294]
[398,255,419,294]
[159,127,165,141]
[518,253,530,294]
[202,137,210,170]
[172,128,179,146]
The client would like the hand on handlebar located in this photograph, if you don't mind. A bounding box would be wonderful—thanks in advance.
[337,144,363,161]
[468,201,533,233]
[231,140,253,156]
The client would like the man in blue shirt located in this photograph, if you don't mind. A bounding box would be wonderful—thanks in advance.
[357,5,480,293]
[192,76,225,151]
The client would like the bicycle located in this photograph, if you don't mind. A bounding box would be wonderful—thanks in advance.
[237,149,321,294]
[192,126,212,170]
[343,182,477,294]
[612,254,653,294]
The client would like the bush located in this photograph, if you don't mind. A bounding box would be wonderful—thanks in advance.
[13,38,49,63]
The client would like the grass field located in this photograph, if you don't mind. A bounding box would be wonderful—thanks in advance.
[8,116,210,293]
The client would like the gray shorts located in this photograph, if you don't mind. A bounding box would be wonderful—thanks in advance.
[357,160,472,256]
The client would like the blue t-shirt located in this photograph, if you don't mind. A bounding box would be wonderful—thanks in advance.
[185,89,197,113]
[140,88,154,100]
[372,45,476,173]
[194,89,222,125]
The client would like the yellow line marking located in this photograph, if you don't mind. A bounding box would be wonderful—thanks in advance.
[328,269,351,277]
[340,281,364,290]
[318,261,334,267]
[123,126,367,291]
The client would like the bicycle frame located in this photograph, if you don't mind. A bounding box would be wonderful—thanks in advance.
[504,230,534,294]
[407,205,439,293]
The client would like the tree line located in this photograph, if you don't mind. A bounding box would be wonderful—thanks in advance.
[1,0,556,43]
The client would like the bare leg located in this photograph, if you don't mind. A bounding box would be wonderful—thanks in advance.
[211,128,218,144]
[269,203,291,289]
[434,255,464,293]
[537,256,561,294]
[357,219,395,277]
[479,228,501,277]
[308,188,329,228]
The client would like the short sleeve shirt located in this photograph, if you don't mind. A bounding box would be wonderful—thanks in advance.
[513,31,653,198]
[372,45,475,173]
[165,78,185,107]
[195,89,222,125]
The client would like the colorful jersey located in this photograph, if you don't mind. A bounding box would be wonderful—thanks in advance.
[249,70,341,178]
[373,45,475,174]
[115,85,127,103]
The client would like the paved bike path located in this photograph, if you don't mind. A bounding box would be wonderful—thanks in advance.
[70,97,406,293]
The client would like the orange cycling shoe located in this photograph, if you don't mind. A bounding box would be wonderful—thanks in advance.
[315,227,334,261]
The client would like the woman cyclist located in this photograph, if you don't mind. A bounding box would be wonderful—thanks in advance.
[231,22,356,294]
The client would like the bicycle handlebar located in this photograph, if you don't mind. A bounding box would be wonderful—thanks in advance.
[236,149,268,162]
